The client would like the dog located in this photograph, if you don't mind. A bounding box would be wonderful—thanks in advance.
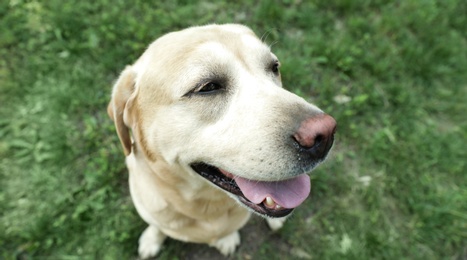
[107,24,336,258]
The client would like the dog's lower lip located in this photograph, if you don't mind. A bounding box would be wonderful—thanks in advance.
[190,162,293,218]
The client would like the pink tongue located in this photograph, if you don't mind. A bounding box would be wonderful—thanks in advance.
[234,174,311,209]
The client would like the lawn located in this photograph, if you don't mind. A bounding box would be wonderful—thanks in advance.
[1,0,466,259]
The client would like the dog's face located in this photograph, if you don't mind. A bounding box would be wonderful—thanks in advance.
[108,24,336,218]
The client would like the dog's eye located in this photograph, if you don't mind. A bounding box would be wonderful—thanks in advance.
[271,61,280,74]
[194,82,223,94]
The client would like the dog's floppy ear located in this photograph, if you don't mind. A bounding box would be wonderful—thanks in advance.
[107,66,137,156]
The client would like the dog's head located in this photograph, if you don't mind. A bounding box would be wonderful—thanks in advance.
[108,24,336,218]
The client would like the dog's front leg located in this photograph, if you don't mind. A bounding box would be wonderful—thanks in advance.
[209,231,241,256]
[138,225,166,259]
[266,216,287,231]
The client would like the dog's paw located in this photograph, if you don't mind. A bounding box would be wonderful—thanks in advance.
[138,226,166,259]
[266,217,287,231]
[211,231,241,256]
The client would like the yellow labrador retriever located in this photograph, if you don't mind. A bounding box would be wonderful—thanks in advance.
[108,24,336,258]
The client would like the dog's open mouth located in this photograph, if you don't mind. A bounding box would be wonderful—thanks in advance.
[190,163,310,218]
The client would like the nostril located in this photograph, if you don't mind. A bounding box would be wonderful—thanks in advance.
[292,133,323,151]
[314,134,324,147]
[292,114,336,156]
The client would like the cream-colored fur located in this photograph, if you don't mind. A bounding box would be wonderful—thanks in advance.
[108,24,328,258]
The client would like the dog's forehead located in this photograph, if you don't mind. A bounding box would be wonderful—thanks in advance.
[192,28,271,61]
[134,25,275,99]
[194,35,268,63]
[138,25,269,67]
[240,33,264,49]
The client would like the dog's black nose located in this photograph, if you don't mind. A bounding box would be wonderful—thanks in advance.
[292,114,337,159]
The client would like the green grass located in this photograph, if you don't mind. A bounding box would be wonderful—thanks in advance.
[1,0,466,259]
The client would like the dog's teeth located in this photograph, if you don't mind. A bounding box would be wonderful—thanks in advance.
[265,197,275,207]
[264,196,283,209]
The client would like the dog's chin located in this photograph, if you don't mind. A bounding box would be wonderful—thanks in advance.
[190,163,295,218]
